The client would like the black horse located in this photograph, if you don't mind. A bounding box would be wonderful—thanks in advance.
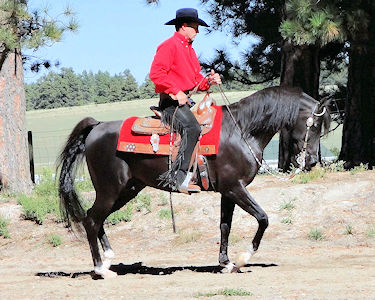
[58,86,330,278]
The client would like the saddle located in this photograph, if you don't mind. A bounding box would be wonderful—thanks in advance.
[131,93,217,136]
[117,93,219,190]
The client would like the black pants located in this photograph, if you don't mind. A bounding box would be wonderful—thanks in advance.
[159,93,201,174]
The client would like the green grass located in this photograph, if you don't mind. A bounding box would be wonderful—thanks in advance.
[159,208,172,219]
[229,233,242,244]
[281,217,293,224]
[365,225,375,238]
[134,193,151,213]
[0,216,11,238]
[47,233,62,247]
[195,288,253,297]
[292,166,326,184]
[279,198,296,211]
[106,204,133,225]
[17,168,61,224]
[344,224,353,235]
[350,163,368,175]
[174,230,202,245]
[308,228,325,241]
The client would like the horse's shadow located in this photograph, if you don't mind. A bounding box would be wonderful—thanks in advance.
[35,261,278,280]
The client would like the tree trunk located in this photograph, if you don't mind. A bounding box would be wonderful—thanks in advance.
[339,46,375,169]
[278,40,321,171]
[0,2,32,193]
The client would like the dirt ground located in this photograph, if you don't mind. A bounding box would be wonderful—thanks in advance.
[1,170,375,299]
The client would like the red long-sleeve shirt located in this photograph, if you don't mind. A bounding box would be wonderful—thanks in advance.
[149,32,210,95]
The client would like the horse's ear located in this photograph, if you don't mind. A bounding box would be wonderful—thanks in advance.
[319,97,332,135]
[320,96,332,108]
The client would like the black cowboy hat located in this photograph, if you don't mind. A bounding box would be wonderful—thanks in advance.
[165,8,209,27]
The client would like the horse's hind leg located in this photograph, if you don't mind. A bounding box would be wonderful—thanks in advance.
[84,195,118,278]
[224,183,269,268]
[219,196,235,270]
[97,183,145,269]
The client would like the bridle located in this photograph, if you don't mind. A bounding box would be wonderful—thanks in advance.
[295,105,327,171]
[217,85,328,179]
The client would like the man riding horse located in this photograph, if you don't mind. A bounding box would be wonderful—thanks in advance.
[149,8,222,194]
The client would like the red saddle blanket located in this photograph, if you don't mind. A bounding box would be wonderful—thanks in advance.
[117,105,223,156]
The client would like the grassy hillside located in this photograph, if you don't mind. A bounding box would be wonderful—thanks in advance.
[26,90,341,168]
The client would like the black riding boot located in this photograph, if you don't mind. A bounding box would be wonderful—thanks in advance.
[159,95,201,192]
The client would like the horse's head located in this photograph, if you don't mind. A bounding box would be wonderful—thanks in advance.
[288,97,331,171]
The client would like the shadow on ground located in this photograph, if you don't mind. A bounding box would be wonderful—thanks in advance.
[35,261,278,279]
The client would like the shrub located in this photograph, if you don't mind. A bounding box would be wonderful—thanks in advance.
[134,193,151,213]
[281,217,292,224]
[47,233,62,247]
[159,208,172,219]
[17,194,61,224]
[292,166,326,184]
[279,198,296,211]
[106,203,133,225]
[174,230,202,245]
[229,233,242,244]
[365,225,375,238]
[0,216,10,238]
[308,228,324,241]
[350,163,368,175]
[344,224,353,235]
[195,288,253,297]
[326,160,345,172]
[158,193,169,206]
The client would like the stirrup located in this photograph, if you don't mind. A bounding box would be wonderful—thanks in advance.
[177,172,201,194]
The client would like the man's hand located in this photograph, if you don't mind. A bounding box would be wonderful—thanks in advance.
[169,91,189,106]
[208,69,222,85]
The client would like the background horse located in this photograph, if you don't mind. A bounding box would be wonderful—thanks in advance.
[58,86,331,278]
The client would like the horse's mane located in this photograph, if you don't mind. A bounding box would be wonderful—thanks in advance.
[228,86,303,136]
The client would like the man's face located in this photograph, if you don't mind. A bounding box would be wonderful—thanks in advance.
[184,22,199,42]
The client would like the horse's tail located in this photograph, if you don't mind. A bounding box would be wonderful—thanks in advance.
[57,117,100,230]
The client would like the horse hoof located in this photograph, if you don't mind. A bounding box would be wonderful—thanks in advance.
[94,266,118,279]
[221,262,236,273]
[100,269,118,279]
[235,251,252,268]
[230,265,241,273]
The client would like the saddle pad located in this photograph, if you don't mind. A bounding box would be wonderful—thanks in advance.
[117,105,223,155]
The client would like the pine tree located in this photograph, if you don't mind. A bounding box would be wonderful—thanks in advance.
[0,0,77,192]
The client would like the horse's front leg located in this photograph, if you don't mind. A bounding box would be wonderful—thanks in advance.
[219,195,235,271]
[226,183,269,268]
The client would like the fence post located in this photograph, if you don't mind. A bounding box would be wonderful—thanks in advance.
[28,131,35,184]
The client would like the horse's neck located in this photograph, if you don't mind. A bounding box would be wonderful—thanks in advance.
[253,131,277,150]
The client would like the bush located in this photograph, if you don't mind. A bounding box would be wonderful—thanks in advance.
[308,228,325,241]
[196,288,253,297]
[106,203,133,225]
[134,193,151,213]
[0,216,10,238]
[47,233,62,247]
[17,194,60,224]
[350,163,368,175]
[159,208,172,219]
[292,166,326,184]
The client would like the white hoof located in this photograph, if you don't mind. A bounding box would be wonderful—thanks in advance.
[221,262,236,273]
[94,265,117,279]
[235,251,252,268]
[104,249,115,259]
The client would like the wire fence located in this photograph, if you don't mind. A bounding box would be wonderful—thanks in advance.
[30,131,335,169]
